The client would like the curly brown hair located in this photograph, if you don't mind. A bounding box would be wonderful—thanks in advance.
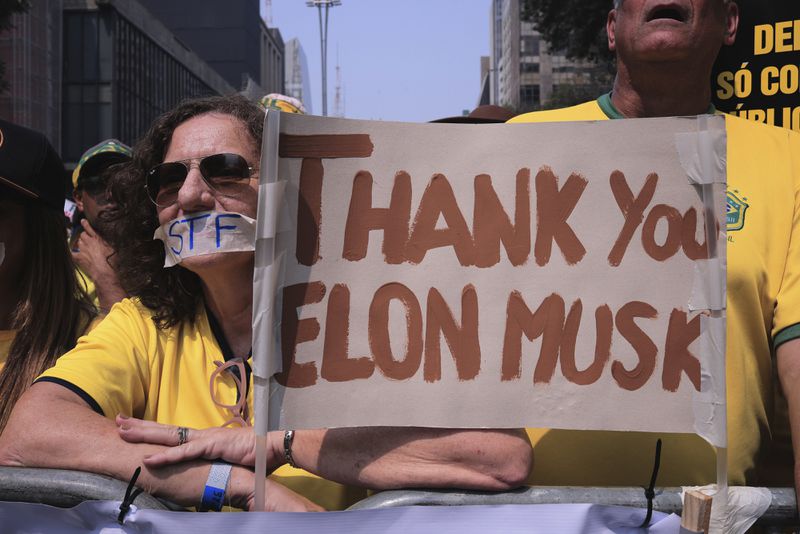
[102,94,264,328]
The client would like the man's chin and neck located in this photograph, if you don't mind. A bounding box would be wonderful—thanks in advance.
[612,52,716,118]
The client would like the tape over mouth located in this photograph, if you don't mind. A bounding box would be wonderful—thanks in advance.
[153,210,256,267]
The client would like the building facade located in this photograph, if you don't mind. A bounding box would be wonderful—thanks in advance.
[491,0,602,112]
[260,23,285,95]
[0,0,63,148]
[137,0,283,94]
[488,0,503,106]
[478,55,491,106]
[284,38,312,114]
[61,0,233,163]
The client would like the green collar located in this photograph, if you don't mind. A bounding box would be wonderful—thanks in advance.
[597,92,716,119]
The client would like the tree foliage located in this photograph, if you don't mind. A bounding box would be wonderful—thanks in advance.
[539,81,610,111]
[521,0,615,65]
[514,0,616,112]
[0,0,31,93]
[0,0,29,31]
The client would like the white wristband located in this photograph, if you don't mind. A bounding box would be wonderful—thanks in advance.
[200,461,231,512]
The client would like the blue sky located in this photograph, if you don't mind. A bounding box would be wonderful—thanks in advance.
[268,0,491,122]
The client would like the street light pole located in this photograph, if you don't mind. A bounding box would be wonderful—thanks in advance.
[306,0,341,117]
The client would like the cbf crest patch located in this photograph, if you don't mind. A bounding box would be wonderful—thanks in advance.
[726,190,749,232]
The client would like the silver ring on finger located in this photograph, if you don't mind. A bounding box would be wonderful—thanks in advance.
[177,426,189,446]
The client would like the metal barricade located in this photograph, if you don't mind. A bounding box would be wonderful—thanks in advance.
[0,466,183,510]
[0,467,796,529]
[348,486,799,529]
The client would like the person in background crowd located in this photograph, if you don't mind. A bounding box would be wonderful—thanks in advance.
[508,0,800,496]
[430,104,516,124]
[70,140,131,312]
[258,93,306,114]
[0,119,96,434]
[0,95,532,512]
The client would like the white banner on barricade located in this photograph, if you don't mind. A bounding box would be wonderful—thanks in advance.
[0,500,682,533]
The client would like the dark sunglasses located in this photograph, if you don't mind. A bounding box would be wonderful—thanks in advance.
[78,175,109,196]
[145,152,256,207]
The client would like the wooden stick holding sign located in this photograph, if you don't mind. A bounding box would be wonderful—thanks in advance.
[680,490,713,534]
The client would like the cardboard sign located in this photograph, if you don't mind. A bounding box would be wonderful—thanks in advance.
[713,0,800,131]
[252,113,727,446]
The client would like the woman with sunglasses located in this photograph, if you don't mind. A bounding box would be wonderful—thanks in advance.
[0,95,531,512]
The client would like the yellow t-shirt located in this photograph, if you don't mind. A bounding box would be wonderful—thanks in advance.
[39,298,366,510]
[0,330,15,372]
[1,315,102,374]
[76,267,99,309]
[509,96,800,486]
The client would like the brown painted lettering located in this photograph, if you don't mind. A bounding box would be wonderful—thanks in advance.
[296,158,323,266]
[473,169,531,267]
[280,134,374,266]
[608,171,658,266]
[279,134,374,158]
[534,168,586,266]
[662,309,702,392]
[612,301,658,391]
[276,282,326,388]
[342,170,411,264]
[369,283,423,380]
[406,174,475,265]
[321,284,375,382]
[501,292,564,383]
[424,285,481,382]
[641,204,682,261]
[560,302,613,386]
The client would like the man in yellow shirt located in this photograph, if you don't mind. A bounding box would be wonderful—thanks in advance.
[509,0,800,492]
[70,140,131,312]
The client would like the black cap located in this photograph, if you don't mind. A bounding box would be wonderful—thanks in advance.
[0,118,66,211]
[430,105,517,124]
[72,138,132,189]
